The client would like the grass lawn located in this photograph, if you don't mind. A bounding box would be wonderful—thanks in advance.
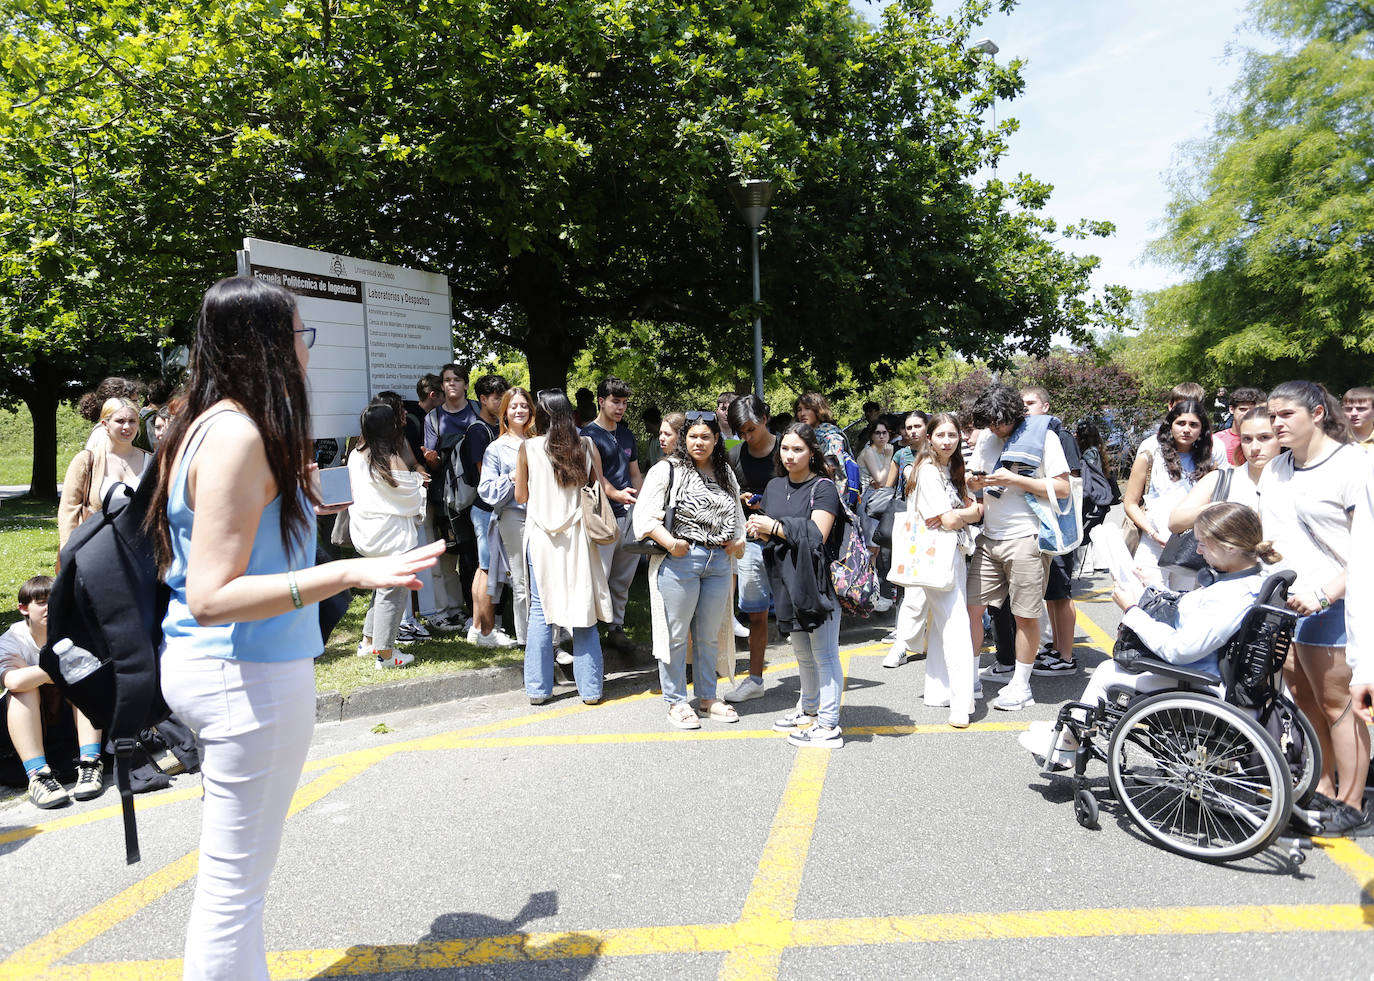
[0,494,653,696]
[0,404,91,489]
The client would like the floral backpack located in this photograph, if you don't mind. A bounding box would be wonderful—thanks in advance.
[811,482,878,617]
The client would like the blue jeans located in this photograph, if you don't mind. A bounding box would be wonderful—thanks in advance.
[790,606,843,728]
[524,560,603,701]
[735,540,773,614]
[656,545,732,705]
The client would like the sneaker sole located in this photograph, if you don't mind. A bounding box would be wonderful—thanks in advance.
[772,718,816,733]
[993,696,1035,712]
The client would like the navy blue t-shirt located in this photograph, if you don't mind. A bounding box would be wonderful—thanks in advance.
[581,420,638,517]
[461,418,499,511]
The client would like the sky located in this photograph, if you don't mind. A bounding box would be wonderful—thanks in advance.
[856,0,1268,303]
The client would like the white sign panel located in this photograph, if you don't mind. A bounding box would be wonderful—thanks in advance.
[239,239,453,438]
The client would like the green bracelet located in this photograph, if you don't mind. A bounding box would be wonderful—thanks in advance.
[288,571,303,609]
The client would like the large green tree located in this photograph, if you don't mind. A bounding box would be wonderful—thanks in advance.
[1137,0,1374,390]
[2,0,1125,483]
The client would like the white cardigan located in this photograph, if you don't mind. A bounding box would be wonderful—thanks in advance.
[347,450,425,557]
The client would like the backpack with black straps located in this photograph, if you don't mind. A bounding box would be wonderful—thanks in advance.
[38,474,171,864]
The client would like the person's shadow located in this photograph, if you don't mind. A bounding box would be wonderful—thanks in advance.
[318,891,601,979]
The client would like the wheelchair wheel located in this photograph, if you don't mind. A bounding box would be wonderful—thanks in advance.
[1107,692,1292,862]
[1074,788,1099,829]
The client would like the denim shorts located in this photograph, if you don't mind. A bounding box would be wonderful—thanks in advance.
[470,506,493,571]
[1294,600,1346,647]
[736,540,773,613]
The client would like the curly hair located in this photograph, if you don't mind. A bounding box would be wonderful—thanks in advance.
[1157,399,1216,482]
[670,414,737,492]
[969,384,1025,430]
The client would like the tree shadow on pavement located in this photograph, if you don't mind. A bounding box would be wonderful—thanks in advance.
[318,890,601,980]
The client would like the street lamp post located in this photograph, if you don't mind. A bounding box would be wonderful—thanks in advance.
[729,179,774,399]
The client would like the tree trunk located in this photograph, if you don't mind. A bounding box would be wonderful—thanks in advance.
[518,302,581,394]
[24,384,60,502]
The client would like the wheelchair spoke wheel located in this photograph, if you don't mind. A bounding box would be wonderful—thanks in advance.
[1107,693,1292,862]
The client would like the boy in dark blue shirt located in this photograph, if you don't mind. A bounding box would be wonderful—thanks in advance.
[581,376,642,653]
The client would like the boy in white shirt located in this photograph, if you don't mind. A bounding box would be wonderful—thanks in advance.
[1,576,104,808]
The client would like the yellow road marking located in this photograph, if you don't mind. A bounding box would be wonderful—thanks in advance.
[0,784,204,847]
[1075,607,1117,654]
[25,905,1370,979]
[0,763,378,978]
[719,750,831,980]
[1315,837,1374,899]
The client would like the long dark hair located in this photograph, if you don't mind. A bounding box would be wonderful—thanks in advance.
[913,412,967,499]
[671,413,737,491]
[1269,380,1351,443]
[148,276,315,572]
[534,389,586,488]
[773,422,833,479]
[358,403,405,488]
[1075,419,1106,460]
[1157,399,1216,482]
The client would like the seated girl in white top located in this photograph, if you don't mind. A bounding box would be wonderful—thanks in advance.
[1021,502,1280,768]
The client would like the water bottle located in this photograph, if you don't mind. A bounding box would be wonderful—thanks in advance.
[53,638,102,685]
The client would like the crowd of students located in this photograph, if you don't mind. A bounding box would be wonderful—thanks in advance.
[4,273,1371,976]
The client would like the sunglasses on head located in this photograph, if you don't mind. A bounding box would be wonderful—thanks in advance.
[685,410,714,423]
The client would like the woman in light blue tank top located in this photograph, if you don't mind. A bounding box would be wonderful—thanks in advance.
[149,277,444,981]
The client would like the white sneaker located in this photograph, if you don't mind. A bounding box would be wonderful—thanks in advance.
[355,640,372,658]
[488,628,520,648]
[993,686,1035,711]
[469,628,505,648]
[882,645,909,669]
[871,595,893,613]
[724,677,765,702]
[732,618,750,639]
[1018,727,1074,769]
[375,651,415,669]
[555,650,574,666]
[788,724,843,748]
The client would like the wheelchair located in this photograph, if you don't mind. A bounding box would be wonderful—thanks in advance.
[1039,571,1325,865]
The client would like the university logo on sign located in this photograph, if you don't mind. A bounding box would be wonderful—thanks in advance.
[330,256,348,277]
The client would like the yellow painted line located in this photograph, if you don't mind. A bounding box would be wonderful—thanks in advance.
[719,749,831,981]
[28,904,1371,979]
[0,784,205,847]
[790,903,1372,946]
[1315,837,1374,898]
[1075,607,1117,654]
[0,763,377,978]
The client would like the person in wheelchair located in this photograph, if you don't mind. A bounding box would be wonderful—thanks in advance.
[1020,501,1280,767]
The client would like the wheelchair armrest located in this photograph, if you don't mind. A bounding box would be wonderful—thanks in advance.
[1119,655,1221,689]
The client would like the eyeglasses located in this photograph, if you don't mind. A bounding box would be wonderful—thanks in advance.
[685,410,714,423]
[294,327,316,349]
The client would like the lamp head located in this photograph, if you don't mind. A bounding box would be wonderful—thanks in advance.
[729,179,775,229]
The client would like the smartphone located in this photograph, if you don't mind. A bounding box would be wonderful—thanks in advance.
[316,466,353,507]
[748,493,762,507]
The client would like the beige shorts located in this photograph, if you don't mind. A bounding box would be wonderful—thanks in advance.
[968,534,1050,619]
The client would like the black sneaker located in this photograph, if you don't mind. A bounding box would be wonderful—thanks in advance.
[605,626,635,653]
[1031,654,1078,677]
[72,759,105,801]
[28,767,71,809]
[1323,801,1372,837]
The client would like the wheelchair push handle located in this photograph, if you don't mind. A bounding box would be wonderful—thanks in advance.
[1257,570,1296,607]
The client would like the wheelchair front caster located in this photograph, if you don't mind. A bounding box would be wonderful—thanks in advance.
[1074,789,1099,829]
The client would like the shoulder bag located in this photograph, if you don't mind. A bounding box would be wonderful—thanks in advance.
[580,450,620,546]
[886,469,957,590]
[622,463,676,555]
[1158,468,1232,572]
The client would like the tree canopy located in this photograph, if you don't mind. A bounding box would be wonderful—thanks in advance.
[1136,0,1374,390]
[2,0,1125,492]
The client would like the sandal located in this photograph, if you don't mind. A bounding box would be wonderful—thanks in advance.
[667,703,701,730]
[700,700,740,723]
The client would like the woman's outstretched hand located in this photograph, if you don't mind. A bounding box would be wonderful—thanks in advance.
[351,539,446,590]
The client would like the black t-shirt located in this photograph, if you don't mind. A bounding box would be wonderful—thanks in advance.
[730,442,777,496]
[762,473,844,561]
[461,419,498,510]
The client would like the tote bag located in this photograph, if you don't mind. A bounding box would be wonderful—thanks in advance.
[1024,475,1083,556]
[886,511,956,590]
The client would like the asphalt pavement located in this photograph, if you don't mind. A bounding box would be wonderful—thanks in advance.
[2,567,1372,980]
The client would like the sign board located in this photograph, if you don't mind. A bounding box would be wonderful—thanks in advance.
[237,239,452,438]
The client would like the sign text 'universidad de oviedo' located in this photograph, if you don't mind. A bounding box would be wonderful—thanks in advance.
[237,238,454,440]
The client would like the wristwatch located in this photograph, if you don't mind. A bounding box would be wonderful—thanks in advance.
[1316,589,1331,611]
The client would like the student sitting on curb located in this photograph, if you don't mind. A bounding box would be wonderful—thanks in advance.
[1,576,105,808]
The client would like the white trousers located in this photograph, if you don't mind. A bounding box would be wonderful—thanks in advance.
[891,583,929,654]
[161,653,315,981]
[919,560,976,713]
[1080,658,1222,707]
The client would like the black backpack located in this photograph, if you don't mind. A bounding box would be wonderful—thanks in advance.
[38,474,170,864]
